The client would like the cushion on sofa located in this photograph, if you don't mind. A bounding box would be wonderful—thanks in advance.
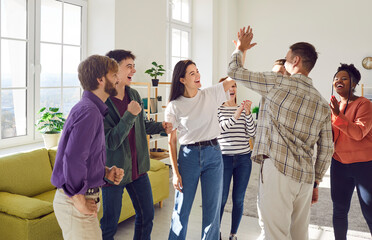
[0,192,53,220]
[0,148,55,197]
[48,147,58,168]
[149,159,167,171]
[33,189,56,203]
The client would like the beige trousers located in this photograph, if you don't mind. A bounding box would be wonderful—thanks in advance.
[53,189,102,240]
[257,159,313,240]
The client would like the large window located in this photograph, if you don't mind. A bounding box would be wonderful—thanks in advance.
[168,0,192,80]
[0,0,86,148]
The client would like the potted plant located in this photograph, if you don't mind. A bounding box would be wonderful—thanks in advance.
[144,61,166,86]
[252,106,259,120]
[35,107,66,148]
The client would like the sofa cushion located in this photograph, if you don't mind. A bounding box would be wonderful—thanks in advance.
[48,147,58,169]
[149,159,167,171]
[0,148,55,196]
[33,189,56,203]
[0,192,53,220]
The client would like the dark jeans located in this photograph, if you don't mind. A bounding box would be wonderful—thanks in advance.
[331,158,372,239]
[100,173,154,240]
[220,153,252,234]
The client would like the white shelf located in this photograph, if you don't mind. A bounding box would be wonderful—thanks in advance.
[131,83,170,89]
[149,134,168,143]
[149,111,165,117]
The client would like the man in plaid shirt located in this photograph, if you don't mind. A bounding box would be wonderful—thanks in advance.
[228,26,333,240]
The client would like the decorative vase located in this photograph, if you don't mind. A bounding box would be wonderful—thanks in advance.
[151,79,159,86]
[42,132,61,149]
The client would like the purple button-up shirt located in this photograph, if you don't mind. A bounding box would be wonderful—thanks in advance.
[51,91,108,197]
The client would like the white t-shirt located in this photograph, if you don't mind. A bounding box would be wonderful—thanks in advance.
[165,82,229,145]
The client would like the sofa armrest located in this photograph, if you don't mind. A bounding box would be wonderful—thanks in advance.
[0,192,53,219]
[149,159,167,171]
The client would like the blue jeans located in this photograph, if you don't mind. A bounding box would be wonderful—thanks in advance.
[100,173,154,240]
[220,153,252,234]
[331,158,372,239]
[168,143,223,240]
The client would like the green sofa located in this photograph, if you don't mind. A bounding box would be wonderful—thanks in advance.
[0,148,169,240]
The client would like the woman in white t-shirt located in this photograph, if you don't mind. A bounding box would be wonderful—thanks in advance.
[165,60,235,240]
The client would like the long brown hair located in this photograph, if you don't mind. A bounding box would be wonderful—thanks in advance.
[169,60,196,102]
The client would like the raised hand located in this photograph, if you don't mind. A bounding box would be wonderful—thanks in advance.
[330,95,340,116]
[242,100,252,115]
[128,100,142,116]
[236,25,257,52]
[162,121,173,134]
[234,105,245,120]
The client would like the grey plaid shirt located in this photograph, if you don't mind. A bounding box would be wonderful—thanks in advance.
[228,50,333,183]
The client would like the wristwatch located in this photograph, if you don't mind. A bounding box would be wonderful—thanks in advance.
[313,182,319,188]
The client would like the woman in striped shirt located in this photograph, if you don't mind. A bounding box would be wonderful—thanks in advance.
[218,77,256,240]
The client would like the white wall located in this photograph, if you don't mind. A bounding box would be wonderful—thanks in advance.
[114,0,168,84]
[87,0,372,108]
[233,0,372,107]
[215,0,238,79]
[87,0,115,55]
[192,0,215,87]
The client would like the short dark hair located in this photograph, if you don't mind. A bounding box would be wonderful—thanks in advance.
[169,60,196,102]
[105,49,136,64]
[273,59,286,66]
[78,55,118,91]
[289,42,318,72]
[334,63,361,85]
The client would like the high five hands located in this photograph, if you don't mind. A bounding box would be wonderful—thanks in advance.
[235,26,257,52]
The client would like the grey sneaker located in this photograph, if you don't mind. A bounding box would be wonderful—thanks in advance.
[229,236,237,240]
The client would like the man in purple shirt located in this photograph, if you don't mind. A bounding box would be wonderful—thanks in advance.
[51,55,125,240]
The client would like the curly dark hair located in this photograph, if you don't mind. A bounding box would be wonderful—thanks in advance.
[334,63,361,86]
[332,63,362,114]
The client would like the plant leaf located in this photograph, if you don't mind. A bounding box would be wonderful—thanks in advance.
[38,107,46,113]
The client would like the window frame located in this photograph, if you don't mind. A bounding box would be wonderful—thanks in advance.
[0,0,87,149]
[167,0,192,82]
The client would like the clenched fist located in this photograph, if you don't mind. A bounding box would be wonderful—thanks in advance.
[128,100,141,116]
[162,121,173,134]
[105,166,125,185]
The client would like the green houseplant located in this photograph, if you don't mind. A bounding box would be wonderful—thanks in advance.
[252,106,259,120]
[36,107,66,148]
[144,61,166,86]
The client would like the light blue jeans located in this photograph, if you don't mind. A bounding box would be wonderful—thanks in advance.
[168,143,223,240]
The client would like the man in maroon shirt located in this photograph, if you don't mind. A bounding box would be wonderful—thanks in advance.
[101,50,172,240]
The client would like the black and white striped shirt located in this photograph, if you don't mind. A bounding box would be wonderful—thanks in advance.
[217,106,256,155]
